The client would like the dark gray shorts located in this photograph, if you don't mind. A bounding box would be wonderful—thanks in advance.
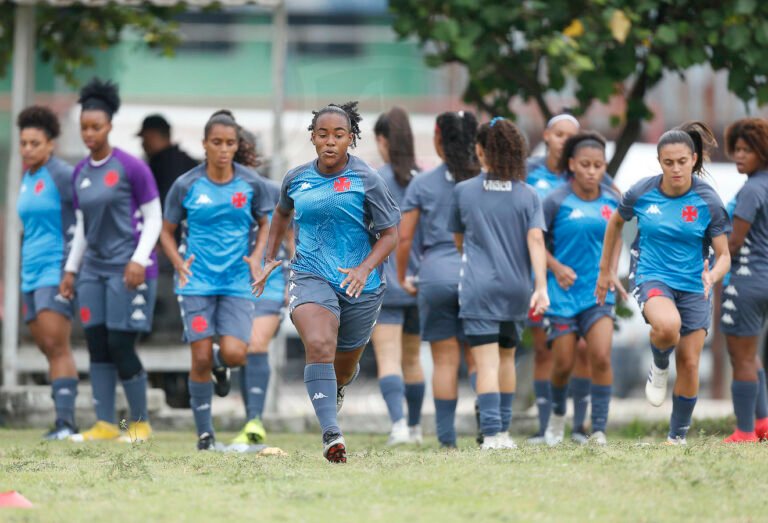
[288,270,384,351]
[22,286,74,323]
[77,271,157,333]
[377,305,420,335]
[179,295,254,344]
[633,280,711,336]
[720,277,768,337]
[463,319,523,349]
[417,281,464,342]
[547,304,616,343]
[253,298,284,319]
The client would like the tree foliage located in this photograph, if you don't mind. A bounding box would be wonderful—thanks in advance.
[0,3,184,87]
[390,0,768,173]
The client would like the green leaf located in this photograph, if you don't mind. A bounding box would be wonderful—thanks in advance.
[433,18,461,43]
[655,25,677,45]
[454,38,474,61]
[723,25,750,51]
[735,0,757,15]
[757,84,768,105]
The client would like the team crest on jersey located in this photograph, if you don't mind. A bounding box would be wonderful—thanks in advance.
[334,177,351,192]
[232,192,247,208]
[682,205,698,222]
[601,205,613,220]
[483,180,512,191]
[104,170,119,187]
[34,180,45,194]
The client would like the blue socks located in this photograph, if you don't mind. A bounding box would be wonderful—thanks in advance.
[51,377,78,426]
[551,384,568,416]
[591,384,611,433]
[189,379,214,436]
[90,363,117,424]
[651,343,672,370]
[245,353,270,420]
[571,377,591,432]
[669,394,697,439]
[405,382,425,426]
[500,392,515,432]
[121,371,148,423]
[533,380,552,435]
[379,374,405,423]
[756,369,768,419]
[434,398,457,446]
[477,392,501,437]
[304,363,340,435]
[732,381,758,433]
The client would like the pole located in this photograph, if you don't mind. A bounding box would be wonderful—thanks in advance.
[270,0,287,180]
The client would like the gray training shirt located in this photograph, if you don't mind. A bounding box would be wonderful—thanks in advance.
[731,169,768,279]
[448,173,545,321]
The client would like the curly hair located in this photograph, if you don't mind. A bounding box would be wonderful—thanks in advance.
[657,120,717,175]
[476,118,527,181]
[234,128,262,169]
[436,111,480,182]
[558,131,607,175]
[308,101,362,148]
[374,107,417,187]
[78,77,120,119]
[17,105,60,139]
[725,118,768,169]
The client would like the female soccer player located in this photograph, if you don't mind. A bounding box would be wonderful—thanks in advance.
[543,132,624,446]
[371,107,425,446]
[596,122,731,445]
[160,112,271,450]
[17,105,79,440]
[252,102,400,463]
[61,78,161,443]
[720,118,768,443]
[448,117,548,449]
[397,111,481,448]
[525,113,592,444]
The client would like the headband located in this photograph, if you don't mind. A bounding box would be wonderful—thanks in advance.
[490,116,505,127]
[546,113,580,129]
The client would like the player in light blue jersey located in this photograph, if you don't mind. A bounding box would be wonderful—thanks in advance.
[449,118,549,450]
[543,132,625,446]
[397,111,481,448]
[253,102,400,462]
[371,107,425,446]
[16,106,79,440]
[160,112,272,450]
[61,79,161,444]
[720,119,768,443]
[597,122,731,445]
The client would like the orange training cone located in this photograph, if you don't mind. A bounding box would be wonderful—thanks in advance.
[0,491,34,508]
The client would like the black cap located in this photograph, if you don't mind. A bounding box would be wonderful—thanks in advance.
[137,114,170,136]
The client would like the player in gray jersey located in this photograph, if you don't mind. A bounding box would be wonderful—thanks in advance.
[371,107,425,446]
[448,118,549,449]
[397,111,481,448]
[721,119,768,443]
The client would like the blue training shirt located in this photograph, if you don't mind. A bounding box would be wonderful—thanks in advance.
[278,154,400,293]
[544,183,619,317]
[164,163,273,298]
[17,156,75,293]
[527,156,566,200]
[618,174,731,294]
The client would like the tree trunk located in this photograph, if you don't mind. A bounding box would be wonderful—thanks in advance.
[608,67,649,176]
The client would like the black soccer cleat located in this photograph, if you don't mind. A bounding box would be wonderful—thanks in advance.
[211,366,231,397]
[197,432,216,451]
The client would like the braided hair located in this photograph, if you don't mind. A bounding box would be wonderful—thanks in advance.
[436,111,480,182]
[374,106,418,187]
[657,120,717,176]
[476,118,527,181]
[17,105,60,140]
[78,77,120,120]
[308,101,362,148]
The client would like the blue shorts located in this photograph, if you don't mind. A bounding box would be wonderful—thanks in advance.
[253,298,284,319]
[463,319,522,349]
[377,305,420,335]
[633,280,711,336]
[22,286,74,323]
[77,271,157,333]
[525,310,550,330]
[179,295,254,344]
[288,270,384,351]
[720,277,768,337]
[417,281,464,342]
[547,304,616,344]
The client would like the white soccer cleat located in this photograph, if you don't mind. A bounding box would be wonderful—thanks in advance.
[665,436,687,446]
[408,424,423,445]
[571,431,589,445]
[589,431,607,446]
[386,419,410,446]
[497,432,518,449]
[480,434,503,450]
[545,414,566,446]
[645,362,669,407]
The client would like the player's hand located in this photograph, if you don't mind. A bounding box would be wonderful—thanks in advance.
[252,259,283,297]
[529,287,549,317]
[175,254,195,289]
[124,261,146,290]
[243,255,264,282]
[595,268,613,305]
[401,275,418,296]
[702,259,713,299]
[554,262,577,290]
[59,272,76,300]
[338,265,371,298]
[611,274,629,302]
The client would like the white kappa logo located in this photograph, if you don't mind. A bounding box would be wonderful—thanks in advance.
[300,182,312,190]
[647,204,662,215]
[80,178,92,189]
[312,392,328,401]
[196,194,213,204]
[721,313,735,325]
[569,209,585,219]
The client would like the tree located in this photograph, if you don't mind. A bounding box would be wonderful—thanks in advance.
[0,3,185,87]
[390,0,768,174]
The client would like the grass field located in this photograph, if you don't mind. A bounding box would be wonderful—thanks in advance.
[1,427,766,522]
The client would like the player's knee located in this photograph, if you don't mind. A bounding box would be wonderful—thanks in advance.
[591,353,611,376]
[676,353,699,377]
[191,350,213,374]
[652,321,680,348]
[303,333,336,362]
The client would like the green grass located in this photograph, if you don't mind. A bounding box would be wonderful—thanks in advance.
[0,429,766,522]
